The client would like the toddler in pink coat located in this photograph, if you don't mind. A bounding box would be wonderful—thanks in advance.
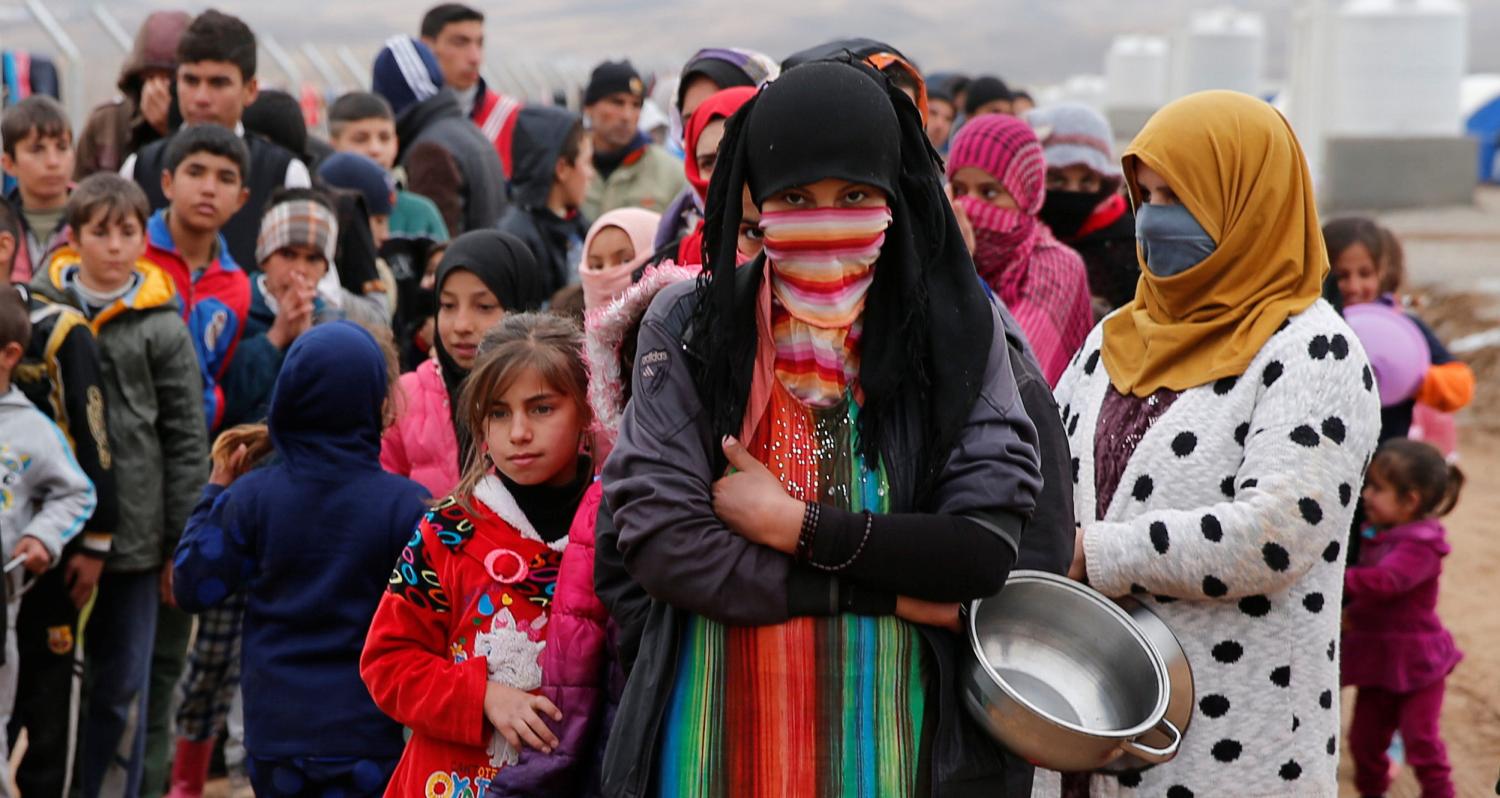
[1343,438,1464,798]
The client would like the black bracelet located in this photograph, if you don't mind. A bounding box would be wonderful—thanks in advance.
[809,510,873,573]
[796,501,820,561]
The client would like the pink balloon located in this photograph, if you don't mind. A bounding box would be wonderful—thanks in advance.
[1344,303,1431,408]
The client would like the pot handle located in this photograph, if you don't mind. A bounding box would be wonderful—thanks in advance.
[1120,718,1181,764]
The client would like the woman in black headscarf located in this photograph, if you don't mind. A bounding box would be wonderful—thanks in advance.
[599,60,1042,797]
[380,230,547,497]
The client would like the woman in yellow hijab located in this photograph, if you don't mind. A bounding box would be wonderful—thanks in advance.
[1044,91,1381,796]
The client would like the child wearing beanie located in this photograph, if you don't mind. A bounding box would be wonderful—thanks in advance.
[220,188,372,429]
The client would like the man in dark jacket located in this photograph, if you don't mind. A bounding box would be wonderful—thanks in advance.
[372,35,507,236]
[497,106,592,295]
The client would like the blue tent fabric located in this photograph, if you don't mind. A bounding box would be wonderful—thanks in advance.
[1466,94,1500,183]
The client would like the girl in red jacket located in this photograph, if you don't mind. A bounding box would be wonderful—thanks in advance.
[362,312,610,797]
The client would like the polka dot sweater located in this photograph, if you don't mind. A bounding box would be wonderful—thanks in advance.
[1045,300,1380,797]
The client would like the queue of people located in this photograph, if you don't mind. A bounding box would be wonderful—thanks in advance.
[0,4,1473,798]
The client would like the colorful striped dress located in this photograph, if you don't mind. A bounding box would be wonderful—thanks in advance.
[655,379,931,797]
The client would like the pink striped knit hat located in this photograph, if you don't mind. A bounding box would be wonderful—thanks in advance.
[945,114,1046,215]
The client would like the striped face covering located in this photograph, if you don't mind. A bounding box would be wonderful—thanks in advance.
[761,206,892,406]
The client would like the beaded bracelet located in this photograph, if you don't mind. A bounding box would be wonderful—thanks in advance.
[809,510,873,573]
[795,501,820,561]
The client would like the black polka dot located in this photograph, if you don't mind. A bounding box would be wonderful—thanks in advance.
[1234,422,1250,447]
[1322,541,1341,563]
[1133,474,1154,502]
[1270,665,1291,688]
[1292,714,1301,731]
[1327,736,1337,756]
[1330,334,1349,360]
[1153,594,1178,604]
[1150,521,1170,554]
[1279,760,1303,781]
[1339,483,1353,507]
[1220,476,1236,498]
[1203,575,1228,598]
[1328,639,1337,661]
[1211,739,1242,762]
[1071,457,1080,484]
[1319,689,1333,709]
[1299,497,1323,525]
[1116,770,1142,788]
[1062,403,1072,423]
[1304,593,1325,614]
[1213,376,1238,395]
[1239,595,1271,617]
[1321,417,1346,444]
[1067,414,1080,437]
[1130,583,1148,594]
[1240,478,1259,490]
[1212,640,1243,663]
[1363,364,1374,391]
[1277,318,1291,333]
[1263,542,1290,571]
[1289,425,1320,447]
[1308,335,1330,360]
[1201,514,1223,542]
[1199,694,1231,718]
[1172,431,1198,457]
[1084,350,1100,375]
[1263,361,1284,387]
[1167,787,1194,798]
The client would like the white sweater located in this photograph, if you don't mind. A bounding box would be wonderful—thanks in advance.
[1038,300,1380,798]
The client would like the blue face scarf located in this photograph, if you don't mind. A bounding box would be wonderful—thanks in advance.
[1136,203,1216,277]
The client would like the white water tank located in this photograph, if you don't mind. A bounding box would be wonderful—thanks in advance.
[1105,35,1170,110]
[1172,9,1265,98]
[1330,0,1468,136]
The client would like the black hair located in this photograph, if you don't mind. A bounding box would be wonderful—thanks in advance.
[264,186,335,216]
[1369,438,1465,519]
[421,3,484,39]
[559,120,586,165]
[177,10,256,81]
[65,173,150,232]
[163,124,249,183]
[0,285,29,352]
[329,92,396,136]
[2,96,70,158]
[1012,90,1034,103]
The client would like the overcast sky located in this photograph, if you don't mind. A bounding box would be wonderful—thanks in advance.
[12,0,1500,108]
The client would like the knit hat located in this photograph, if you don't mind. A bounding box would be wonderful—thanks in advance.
[317,152,396,215]
[257,199,339,266]
[946,114,1046,215]
[243,89,309,159]
[372,36,443,116]
[964,76,1012,116]
[1025,102,1123,188]
[584,60,645,106]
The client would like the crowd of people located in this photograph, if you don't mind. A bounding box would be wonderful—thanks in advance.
[0,4,1477,798]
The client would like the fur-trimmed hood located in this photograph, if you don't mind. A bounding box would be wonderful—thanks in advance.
[585,262,700,443]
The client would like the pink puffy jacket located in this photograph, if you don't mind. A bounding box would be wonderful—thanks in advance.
[489,480,616,796]
[380,359,461,497]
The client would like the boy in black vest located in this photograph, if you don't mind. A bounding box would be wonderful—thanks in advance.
[123,10,310,275]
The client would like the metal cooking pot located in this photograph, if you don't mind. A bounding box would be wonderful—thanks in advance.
[1102,595,1195,771]
[961,570,1182,772]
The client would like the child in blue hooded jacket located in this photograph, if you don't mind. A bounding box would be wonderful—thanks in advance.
[173,321,430,797]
